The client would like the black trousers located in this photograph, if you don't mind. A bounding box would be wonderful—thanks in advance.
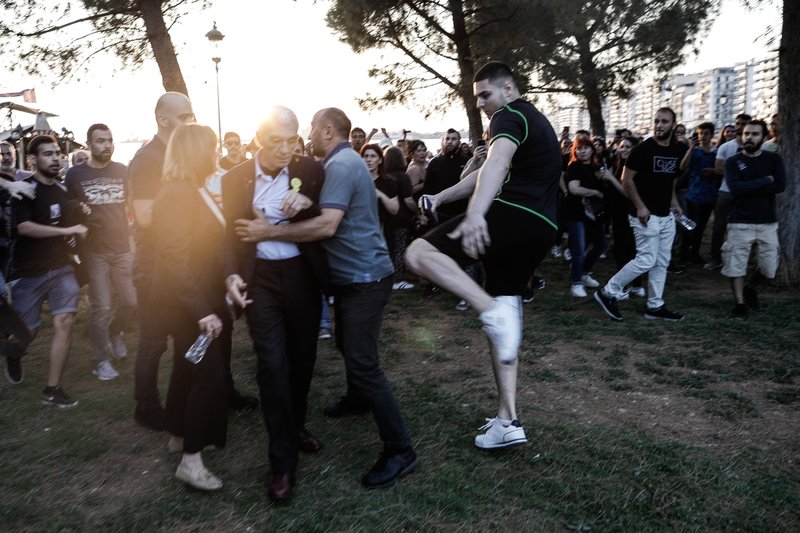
[246,257,321,475]
[163,304,230,453]
[334,276,411,452]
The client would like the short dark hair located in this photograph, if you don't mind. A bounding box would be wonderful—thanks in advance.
[655,107,676,123]
[735,113,752,122]
[350,127,365,136]
[696,122,715,135]
[473,60,517,87]
[315,108,351,139]
[445,128,460,140]
[408,139,426,154]
[87,123,111,143]
[744,119,768,138]
[28,134,58,156]
[383,146,406,174]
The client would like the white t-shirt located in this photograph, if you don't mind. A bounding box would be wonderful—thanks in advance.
[715,138,741,193]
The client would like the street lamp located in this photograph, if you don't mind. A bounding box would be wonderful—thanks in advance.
[205,22,225,155]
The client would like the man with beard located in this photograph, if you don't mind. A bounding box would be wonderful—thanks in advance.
[595,108,688,322]
[705,113,751,270]
[349,127,367,154]
[722,120,785,319]
[4,135,88,407]
[65,124,136,381]
[421,128,470,222]
[220,131,246,170]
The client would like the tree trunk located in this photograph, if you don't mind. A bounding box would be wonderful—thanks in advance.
[776,0,799,285]
[136,0,188,95]
[448,0,483,142]
[584,87,605,138]
[576,31,606,137]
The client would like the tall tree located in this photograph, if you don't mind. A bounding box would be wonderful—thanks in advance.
[325,0,537,141]
[771,0,798,283]
[525,0,712,137]
[0,0,207,95]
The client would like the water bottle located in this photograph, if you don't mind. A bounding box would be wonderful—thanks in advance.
[185,334,211,364]
[673,212,697,231]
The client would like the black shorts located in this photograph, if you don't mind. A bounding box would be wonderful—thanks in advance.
[423,201,555,296]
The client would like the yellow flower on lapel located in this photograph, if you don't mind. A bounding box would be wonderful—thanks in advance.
[290,177,302,192]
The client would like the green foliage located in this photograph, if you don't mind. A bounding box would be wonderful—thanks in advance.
[0,0,205,88]
[325,0,538,137]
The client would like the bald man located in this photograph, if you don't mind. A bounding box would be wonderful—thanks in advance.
[128,92,196,430]
[223,106,328,502]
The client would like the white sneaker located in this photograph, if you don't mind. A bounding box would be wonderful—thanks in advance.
[392,281,415,290]
[110,333,128,359]
[629,287,646,298]
[93,360,119,381]
[479,296,522,365]
[570,284,587,298]
[563,248,572,261]
[550,245,562,258]
[617,288,631,301]
[474,418,527,449]
[581,274,600,288]
[456,299,471,311]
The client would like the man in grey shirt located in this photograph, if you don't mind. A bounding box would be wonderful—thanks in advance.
[235,107,417,489]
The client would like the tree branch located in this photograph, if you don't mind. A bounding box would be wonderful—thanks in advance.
[9,9,135,38]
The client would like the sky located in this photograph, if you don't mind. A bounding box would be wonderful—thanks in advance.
[0,0,783,148]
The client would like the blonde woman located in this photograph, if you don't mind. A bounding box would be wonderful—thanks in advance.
[152,124,229,491]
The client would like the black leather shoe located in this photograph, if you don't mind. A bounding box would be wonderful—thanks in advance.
[267,473,295,502]
[361,448,418,489]
[323,395,369,418]
[229,390,259,411]
[134,406,165,431]
[297,429,322,454]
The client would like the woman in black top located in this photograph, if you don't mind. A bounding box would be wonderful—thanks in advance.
[361,143,399,224]
[564,137,609,297]
[383,146,417,289]
[151,124,229,491]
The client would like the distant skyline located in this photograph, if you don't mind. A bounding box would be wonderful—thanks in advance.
[0,0,783,143]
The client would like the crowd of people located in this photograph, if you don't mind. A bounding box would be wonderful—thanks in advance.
[0,59,785,501]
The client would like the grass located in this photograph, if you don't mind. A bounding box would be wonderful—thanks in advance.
[1,250,799,531]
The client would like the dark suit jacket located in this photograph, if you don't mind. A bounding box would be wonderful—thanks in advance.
[222,155,329,295]
[151,181,226,320]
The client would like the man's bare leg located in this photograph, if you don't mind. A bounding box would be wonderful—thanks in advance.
[48,313,75,387]
[731,277,745,304]
[489,344,518,420]
[405,239,493,313]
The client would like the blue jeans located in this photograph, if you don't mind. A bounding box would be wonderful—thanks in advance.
[320,294,332,329]
[333,277,411,452]
[566,219,607,284]
[85,251,137,363]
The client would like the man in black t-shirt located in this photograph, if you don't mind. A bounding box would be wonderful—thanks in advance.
[65,124,136,382]
[128,93,256,431]
[406,61,561,449]
[595,108,688,322]
[220,131,246,170]
[128,92,196,430]
[5,135,88,407]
